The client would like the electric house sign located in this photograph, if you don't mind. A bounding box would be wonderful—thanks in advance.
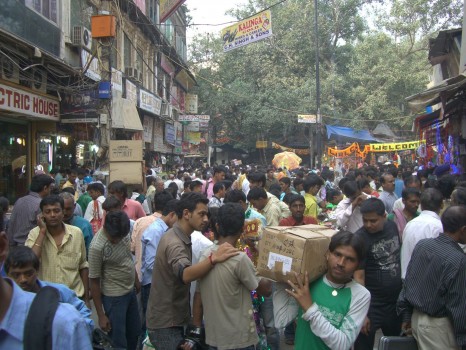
[0,83,59,121]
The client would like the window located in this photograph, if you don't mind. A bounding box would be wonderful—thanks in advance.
[163,19,174,43]
[26,0,58,23]
[147,0,159,25]
[136,48,144,76]
[124,34,132,68]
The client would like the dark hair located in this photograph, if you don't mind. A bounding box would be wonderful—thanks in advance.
[326,188,342,202]
[0,197,9,213]
[441,206,466,233]
[104,210,130,238]
[329,231,366,264]
[293,178,303,188]
[247,187,268,201]
[87,182,105,195]
[303,175,324,193]
[102,196,122,211]
[288,194,305,206]
[213,182,225,194]
[189,180,203,191]
[222,180,233,191]
[184,180,192,190]
[366,171,376,180]
[154,190,174,212]
[108,180,128,199]
[357,178,370,189]
[175,192,209,219]
[401,188,421,201]
[5,246,40,273]
[452,187,466,206]
[248,172,266,188]
[338,177,349,191]
[217,203,245,237]
[30,174,54,193]
[279,177,291,187]
[162,199,179,216]
[61,187,76,196]
[213,166,227,175]
[380,173,392,184]
[167,182,179,198]
[40,195,64,211]
[438,175,456,200]
[269,184,282,199]
[342,181,360,198]
[208,207,220,240]
[360,198,386,216]
[420,188,443,212]
[404,175,420,188]
[282,193,295,205]
[224,189,246,203]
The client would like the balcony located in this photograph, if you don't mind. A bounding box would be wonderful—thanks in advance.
[0,0,60,57]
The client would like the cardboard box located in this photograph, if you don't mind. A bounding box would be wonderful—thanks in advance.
[109,161,143,185]
[257,225,337,283]
[109,140,143,162]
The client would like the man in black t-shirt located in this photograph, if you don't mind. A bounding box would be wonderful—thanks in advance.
[353,198,402,350]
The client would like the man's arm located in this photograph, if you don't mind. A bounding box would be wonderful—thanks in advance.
[52,303,93,349]
[79,268,90,305]
[396,281,413,334]
[90,277,111,332]
[445,265,466,347]
[192,291,203,327]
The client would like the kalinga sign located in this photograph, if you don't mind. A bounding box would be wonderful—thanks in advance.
[0,83,59,121]
[369,140,425,152]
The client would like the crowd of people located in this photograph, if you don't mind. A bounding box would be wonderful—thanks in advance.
[0,160,465,350]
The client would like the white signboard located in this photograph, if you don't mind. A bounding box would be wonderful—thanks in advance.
[139,89,163,116]
[111,68,123,92]
[81,50,101,81]
[185,122,199,132]
[179,114,210,122]
[125,80,137,104]
[143,116,154,143]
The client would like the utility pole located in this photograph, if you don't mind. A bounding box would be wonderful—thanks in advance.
[314,0,321,169]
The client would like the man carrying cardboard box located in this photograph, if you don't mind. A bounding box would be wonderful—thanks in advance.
[274,231,371,350]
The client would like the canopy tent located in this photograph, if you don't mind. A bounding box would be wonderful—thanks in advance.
[325,125,378,143]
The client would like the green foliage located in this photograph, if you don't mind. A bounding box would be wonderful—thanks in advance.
[188,0,461,148]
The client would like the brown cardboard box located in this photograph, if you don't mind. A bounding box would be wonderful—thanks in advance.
[109,161,143,185]
[109,140,143,162]
[257,225,337,283]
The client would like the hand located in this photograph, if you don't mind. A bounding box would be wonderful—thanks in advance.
[99,314,111,333]
[134,278,141,294]
[37,214,46,231]
[286,271,313,311]
[360,316,371,335]
[84,298,91,309]
[212,242,239,264]
[401,321,412,336]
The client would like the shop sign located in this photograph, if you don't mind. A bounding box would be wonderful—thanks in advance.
[153,119,172,153]
[187,131,201,144]
[369,140,425,152]
[185,121,199,132]
[143,116,154,143]
[185,94,198,114]
[125,79,138,104]
[298,114,317,123]
[81,50,101,81]
[221,10,272,52]
[139,89,162,116]
[161,54,175,75]
[178,114,210,122]
[174,121,182,154]
[165,123,176,146]
[112,69,123,93]
[0,83,59,121]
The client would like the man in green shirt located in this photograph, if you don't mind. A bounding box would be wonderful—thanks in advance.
[303,175,324,219]
[274,231,371,350]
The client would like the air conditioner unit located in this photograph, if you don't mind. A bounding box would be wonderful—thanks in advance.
[161,102,173,120]
[125,67,141,82]
[30,68,47,93]
[72,26,92,51]
[0,56,19,84]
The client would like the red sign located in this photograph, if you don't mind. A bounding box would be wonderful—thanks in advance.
[0,83,59,121]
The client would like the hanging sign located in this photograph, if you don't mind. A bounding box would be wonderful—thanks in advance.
[369,140,425,152]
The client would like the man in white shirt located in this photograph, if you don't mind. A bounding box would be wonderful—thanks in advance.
[392,176,421,212]
[401,188,443,278]
[335,181,370,233]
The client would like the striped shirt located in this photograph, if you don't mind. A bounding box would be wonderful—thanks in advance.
[397,234,466,347]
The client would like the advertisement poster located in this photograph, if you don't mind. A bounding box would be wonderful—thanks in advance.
[165,123,176,146]
[185,94,198,114]
[174,121,183,154]
[143,116,154,143]
[221,10,272,52]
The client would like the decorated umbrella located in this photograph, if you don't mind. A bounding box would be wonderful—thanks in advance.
[272,151,302,170]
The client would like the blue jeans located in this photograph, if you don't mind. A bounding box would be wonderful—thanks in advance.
[148,327,184,350]
[102,291,141,350]
[141,283,151,330]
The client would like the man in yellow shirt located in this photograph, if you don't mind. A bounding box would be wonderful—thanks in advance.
[25,195,89,306]
[303,175,324,219]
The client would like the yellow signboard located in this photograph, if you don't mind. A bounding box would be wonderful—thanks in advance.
[221,10,272,52]
[298,115,317,123]
[256,140,268,149]
[369,140,425,152]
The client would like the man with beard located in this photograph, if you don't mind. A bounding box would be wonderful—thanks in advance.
[145,192,239,350]
[280,194,318,226]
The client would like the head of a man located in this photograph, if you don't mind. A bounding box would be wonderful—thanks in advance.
[175,192,209,232]
[404,175,421,191]
[213,182,226,199]
[224,189,248,212]
[326,231,366,284]
[162,199,179,228]
[267,168,275,180]
[360,198,386,234]
[108,180,128,202]
[247,187,268,211]
[327,189,343,205]
[216,203,245,240]
[401,188,421,216]
[279,177,291,193]
[30,174,54,198]
[248,172,266,189]
[189,180,203,193]
[380,173,395,193]
[59,192,75,223]
[87,182,105,201]
[155,179,165,193]
[5,246,40,293]
[153,190,174,213]
[289,195,305,222]
[451,187,466,206]
[39,195,65,229]
[441,206,466,244]
[102,195,122,212]
[358,178,372,196]
[213,166,227,183]
[104,210,130,244]
[303,175,324,196]
[420,188,443,213]
[293,178,304,193]
[68,169,78,184]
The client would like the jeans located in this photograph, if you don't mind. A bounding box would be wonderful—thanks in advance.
[260,289,280,350]
[354,301,401,350]
[209,346,256,350]
[102,290,141,350]
[141,283,151,330]
[148,327,184,350]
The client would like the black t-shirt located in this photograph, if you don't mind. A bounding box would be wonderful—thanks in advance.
[356,220,402,304]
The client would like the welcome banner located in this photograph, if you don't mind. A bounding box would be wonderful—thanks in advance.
[369,140,425,152]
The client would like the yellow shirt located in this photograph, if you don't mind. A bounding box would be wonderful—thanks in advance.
[26,224,89,297]
[304,193,318,219]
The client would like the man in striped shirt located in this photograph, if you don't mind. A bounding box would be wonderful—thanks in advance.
[397,206,466,350]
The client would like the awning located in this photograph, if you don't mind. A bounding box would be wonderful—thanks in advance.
[175,68,196,91]
[111,95,143,131]
[406,74,466,113]
[326,125,378,143]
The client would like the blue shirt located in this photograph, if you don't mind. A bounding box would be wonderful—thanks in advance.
[245,207,267,227]
[0,278,92,350]
[141,218,169,286]
[37,279,94,333]
[71,215,93,256]
[394,178,404,198]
